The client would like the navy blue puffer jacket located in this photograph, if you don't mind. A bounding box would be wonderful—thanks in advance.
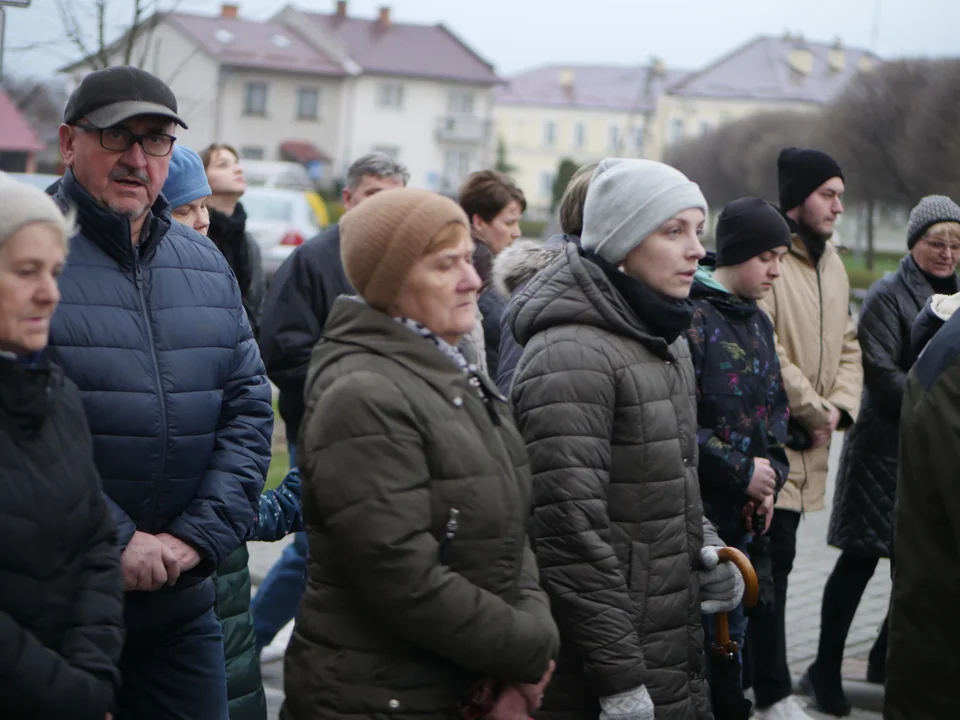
[49,171,272,618]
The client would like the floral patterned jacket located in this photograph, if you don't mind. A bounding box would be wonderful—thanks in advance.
[687,264,790,542]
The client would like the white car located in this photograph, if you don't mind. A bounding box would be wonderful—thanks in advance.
[242,187,322,282]
[6,172,61,192]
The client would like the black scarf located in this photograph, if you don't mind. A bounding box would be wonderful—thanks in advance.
[583,250,694,345]
[208,203,252,296]
[910,255,959,296]
[784,214,827,268]
[0,353,53,438]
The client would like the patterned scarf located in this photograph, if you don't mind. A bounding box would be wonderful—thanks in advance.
[392,316,471,374]
[348,295,472,374]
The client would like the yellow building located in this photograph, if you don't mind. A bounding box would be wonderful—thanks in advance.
[495,34,878,211]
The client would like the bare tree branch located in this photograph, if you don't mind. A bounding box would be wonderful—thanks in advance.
[54,0,97,69]
[96,0,110,69]
[123,0,144,66]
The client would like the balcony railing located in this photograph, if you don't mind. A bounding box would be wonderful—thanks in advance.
[435,115,491,144]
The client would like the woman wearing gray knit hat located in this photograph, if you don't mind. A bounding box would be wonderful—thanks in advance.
[510,158,743,720]
[803,193,960,716]
[283,187,559,720]
[0,173,125,719]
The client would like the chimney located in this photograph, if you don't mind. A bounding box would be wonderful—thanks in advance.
[858,55,874,72]
[220,3,239,18]
[828,37,845,73]
[645,56,666,99]
[788,43,813,76]
[335,0,347,18]
[558,68,575,91]
[378,6,391,26]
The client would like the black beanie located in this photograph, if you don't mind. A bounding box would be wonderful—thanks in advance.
[777,147,844,212]
[715,197,793,267]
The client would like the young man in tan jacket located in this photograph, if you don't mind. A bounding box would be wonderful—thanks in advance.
[750,147,863,720]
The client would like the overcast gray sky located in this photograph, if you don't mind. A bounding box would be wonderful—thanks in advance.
[4,0,958,82]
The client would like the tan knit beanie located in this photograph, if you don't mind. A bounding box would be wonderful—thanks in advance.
[340,188,469,310]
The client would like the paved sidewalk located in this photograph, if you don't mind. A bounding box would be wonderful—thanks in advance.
[786,434,891,680]
[250,431,888,719]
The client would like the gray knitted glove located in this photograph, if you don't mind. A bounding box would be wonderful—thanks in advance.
[699,546,745,614]
[599,685,655,720]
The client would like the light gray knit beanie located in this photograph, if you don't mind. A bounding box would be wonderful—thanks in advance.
[0,172,74,247]
[580,158,708,264]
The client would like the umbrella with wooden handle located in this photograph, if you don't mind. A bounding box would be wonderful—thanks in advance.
[709,546,760,720]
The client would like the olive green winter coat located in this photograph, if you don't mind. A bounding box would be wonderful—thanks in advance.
[886,311,960,719]
[214,543,266,720]
[281,297,559,720]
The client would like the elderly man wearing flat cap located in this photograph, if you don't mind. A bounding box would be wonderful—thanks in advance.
[48,66,273,720]
[744,148,863,720]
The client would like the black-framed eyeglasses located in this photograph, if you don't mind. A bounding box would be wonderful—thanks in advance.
[73,122,177,157]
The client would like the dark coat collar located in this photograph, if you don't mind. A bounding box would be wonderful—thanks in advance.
[55,170,172,269]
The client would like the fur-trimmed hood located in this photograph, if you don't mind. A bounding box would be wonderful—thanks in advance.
[492,234,575,298]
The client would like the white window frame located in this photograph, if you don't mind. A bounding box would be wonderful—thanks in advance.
[243,81,268,117]
[377,82,405,109]
[296,86,321,120]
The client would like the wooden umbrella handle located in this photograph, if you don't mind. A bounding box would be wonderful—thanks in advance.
[717,546,760,608]
[712,547,759,651]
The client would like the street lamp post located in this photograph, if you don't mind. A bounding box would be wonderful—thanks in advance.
[0,0,32,81]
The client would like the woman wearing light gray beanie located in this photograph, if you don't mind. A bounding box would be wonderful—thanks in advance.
[511,158,743,720]
[0,172,124,720]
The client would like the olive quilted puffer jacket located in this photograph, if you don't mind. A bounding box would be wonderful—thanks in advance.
[511,243,718,720]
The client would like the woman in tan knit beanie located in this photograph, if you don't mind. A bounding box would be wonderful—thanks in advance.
[283,188,559,720]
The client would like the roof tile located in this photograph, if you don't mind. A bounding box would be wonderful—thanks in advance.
[495,64,689,112]
[167,13,345,76]
[0,88,44,153]
[668,36,881,104]
[306,12,499,84]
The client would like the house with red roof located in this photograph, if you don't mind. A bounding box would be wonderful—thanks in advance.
[0,86,45,173]
[61,2,501,192]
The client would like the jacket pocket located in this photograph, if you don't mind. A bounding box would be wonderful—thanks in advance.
[626,542,650,628]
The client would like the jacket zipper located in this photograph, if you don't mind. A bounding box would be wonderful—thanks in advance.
[135,252,169,530]
[815,264,825,388]
[471,377,527,601]
[799,259,826,516]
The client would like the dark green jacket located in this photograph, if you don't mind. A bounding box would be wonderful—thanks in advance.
[214,544,266,720]
[887,309,960,719]
[282,297,559,720]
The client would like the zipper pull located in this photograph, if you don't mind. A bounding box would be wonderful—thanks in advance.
[438,507,460,565]
[133,246,143,287]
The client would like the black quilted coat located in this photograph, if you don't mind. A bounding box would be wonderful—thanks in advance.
[828,255,957,557]
[0,354,124,719]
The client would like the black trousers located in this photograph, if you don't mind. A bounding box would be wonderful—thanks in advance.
[748,509,801,709]
[813,551,889,679]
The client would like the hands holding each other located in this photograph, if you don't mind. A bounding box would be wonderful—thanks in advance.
[487,660,556,720]
[120,531,202,592]
[811,405,842,449]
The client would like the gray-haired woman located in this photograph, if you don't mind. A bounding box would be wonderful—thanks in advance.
[0,173,124,720]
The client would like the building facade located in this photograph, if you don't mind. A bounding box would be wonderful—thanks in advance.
[61,1,501,191]
[495,35,879,210]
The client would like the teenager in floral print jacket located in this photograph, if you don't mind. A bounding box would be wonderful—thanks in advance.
[687,199,792,544]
